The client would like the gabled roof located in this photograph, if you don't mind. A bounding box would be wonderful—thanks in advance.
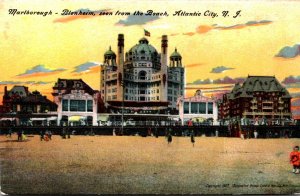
[222,76,290,100]
[53,78,96,96]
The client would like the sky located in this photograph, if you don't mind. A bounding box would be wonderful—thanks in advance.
[1,0,300,118]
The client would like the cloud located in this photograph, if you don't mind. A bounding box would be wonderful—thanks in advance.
[185,63,205,68]
[170,33,180,36]
[196,25,214,34]
[292,98,300,107]
[187,76,245,85]
[191,20,273,35]
[0,81,22,85]
[215,20,273,30]
[115,13,160,26]
[72,62,102,75]
[16,65,66,78]
[210,66,234,73]
[182,32,195,36]
[54,8,112,23]
[290,92,300,98]
[282,75,300,85]
[185,85,234,90]
[215,24,245,30]
[0,81,51,86]
[275,44,300,58]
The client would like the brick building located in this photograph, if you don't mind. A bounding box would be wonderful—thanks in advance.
[218,76,292,125]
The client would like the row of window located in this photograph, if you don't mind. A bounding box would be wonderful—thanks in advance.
[125,89,159,94]
[124,96,160,101]
[107,95,117,101]
[184,102,214,114]
[107,88,117,93]
[62,100,93,112]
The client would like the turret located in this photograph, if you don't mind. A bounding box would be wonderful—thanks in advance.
[170,48,182,67]
[104,46,117,66]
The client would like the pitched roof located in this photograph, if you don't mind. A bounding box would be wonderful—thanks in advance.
[225,76,290,99]
[53,78,96,95]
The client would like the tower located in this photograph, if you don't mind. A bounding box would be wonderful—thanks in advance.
[104,46,117,66]
[160,35,168,102]
[170,48,182,67]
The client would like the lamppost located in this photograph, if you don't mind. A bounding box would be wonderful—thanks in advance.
[121,78,124,135]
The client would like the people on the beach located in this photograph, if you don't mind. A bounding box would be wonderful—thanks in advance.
[21,131,27,141]
[48,130,52,140]
[62,128,66,139]
[187,118,193,127]
[191,130,195,147]
[40,130,45,141]
[7,128,12,138]
[167,133,172,144]
[254,130,258,139]
[290,146,300,174]
[17,130,22,141]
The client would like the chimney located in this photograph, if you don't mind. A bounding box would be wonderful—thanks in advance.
[118,34,124,67]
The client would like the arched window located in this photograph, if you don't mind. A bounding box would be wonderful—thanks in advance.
[138,70,147,80]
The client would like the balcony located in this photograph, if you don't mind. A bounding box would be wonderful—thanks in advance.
[262,106,273,109]
[250,106,257,110]
[243,111,291,116]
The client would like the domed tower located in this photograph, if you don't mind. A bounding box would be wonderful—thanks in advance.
[170,48,182,67]
[104,46,116,66]
[167,47,185,110]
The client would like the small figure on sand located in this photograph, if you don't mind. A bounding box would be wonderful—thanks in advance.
[17,130,22,142]
[40,130,45,141]
[167,133,172,144]
[290,146,300,174]
[191,130,195,147]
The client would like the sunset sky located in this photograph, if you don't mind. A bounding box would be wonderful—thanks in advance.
[1,0,300,117]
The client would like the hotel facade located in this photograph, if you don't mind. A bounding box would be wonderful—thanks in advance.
[100,34,185,114]
[218,76,292,125]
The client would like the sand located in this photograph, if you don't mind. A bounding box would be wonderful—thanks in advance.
[1,134,300,194]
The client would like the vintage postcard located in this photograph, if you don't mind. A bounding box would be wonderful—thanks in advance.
[1,0,300,194]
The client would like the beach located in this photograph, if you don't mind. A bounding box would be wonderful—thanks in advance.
[1,135,300,194]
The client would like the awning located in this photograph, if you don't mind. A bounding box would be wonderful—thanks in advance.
[47,116,58,121]
[30,118,47,121]
[68,116,86,122]
[192,117,206,123]
[0,118,15,121]
[98,114,109,121]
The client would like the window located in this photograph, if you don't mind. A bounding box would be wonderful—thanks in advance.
[139,70,147,80]
[70,100,86,112]
[191,103,198,114]
[168,96,172,101]
[87,100,93,112]
[62,99,68,111]
[199,102,206,114]
[208,102,213,114]
[184,102,189,114]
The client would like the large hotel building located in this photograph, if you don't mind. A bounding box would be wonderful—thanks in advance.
[218,76,292,125]
[100,34,185,114]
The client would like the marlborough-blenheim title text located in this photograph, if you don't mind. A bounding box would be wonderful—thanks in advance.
[8,9,242,18]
